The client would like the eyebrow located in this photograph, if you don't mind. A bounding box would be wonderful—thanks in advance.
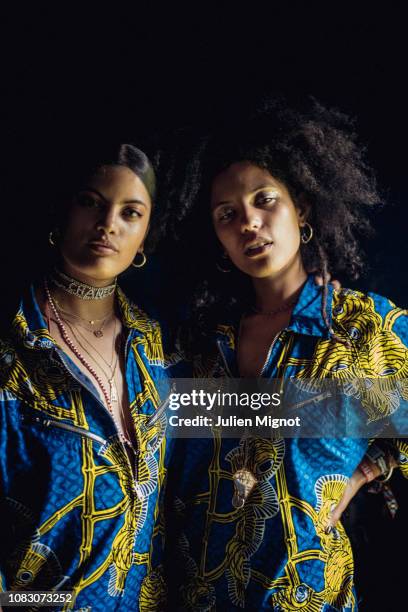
[212,184,280,209]
[82,188,149,207]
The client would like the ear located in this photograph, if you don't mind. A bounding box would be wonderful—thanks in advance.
[296,194,311,225]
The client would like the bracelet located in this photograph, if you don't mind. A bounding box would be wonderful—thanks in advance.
[376,464,395,482]
[364,443,395,482]
[358,459,377,483]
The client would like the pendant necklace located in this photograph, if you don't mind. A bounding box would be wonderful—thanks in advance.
[231,432,259,509]
[63,316,120,404]
[44,280,130,447]
[54,298,113,338]
[231,297,298,507]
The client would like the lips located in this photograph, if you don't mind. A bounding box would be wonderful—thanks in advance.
[244,240,273,257]
[88,241,118,254]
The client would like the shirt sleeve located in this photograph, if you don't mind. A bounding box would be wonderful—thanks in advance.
[394,439,408,478]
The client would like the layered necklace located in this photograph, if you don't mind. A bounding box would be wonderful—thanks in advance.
[63,315,120,404]
[54,298,113,338]
[44,276,132,448]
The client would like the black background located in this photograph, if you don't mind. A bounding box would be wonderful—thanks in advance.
[2,3,407,305]
[1,4,407,609]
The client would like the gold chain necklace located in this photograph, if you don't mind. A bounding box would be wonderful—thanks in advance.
[59,316,134,445]
[62,316,120,403]
[68,318,117,371]
[55,299,114,337]
[45,281,133,448]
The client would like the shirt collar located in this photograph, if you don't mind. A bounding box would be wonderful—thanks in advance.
[12,284,156,350]
[216,274,333,343]
[13,286,55,350]
[287,274,333,339]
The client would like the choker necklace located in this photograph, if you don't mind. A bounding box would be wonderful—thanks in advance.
[44,279,131,448]
[50,268,117,300]
[252,299,297,317]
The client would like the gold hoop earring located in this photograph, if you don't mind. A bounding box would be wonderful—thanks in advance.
[301,222,314,244]
[49,231,56,247]
[132,252,147,268]
[216,252,231,273]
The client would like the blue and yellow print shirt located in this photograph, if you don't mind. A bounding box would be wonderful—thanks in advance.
[163,276,408,612]
[0,285,170,611]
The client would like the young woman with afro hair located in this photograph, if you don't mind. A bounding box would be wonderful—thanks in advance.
[157,99,408,611]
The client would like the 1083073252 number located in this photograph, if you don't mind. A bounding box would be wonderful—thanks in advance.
[0,591,73,606]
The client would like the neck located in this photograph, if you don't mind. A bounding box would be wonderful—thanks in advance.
[49,264,116,319]
[50,287,116,319]
[252,256,308,313]
[61,261,116,289]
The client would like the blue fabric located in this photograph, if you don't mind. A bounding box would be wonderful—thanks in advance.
[0,285,170,611]
[161,276,408,611]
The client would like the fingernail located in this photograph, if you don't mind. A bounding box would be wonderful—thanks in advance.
[325,525,333,534]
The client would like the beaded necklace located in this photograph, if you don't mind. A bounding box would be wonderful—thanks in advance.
[44,279,132,448]
[62,317,120,403]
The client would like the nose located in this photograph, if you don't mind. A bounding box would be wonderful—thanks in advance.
[96,205,118,234]
[240,206,262,233]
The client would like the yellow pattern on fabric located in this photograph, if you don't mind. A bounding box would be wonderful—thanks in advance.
[132,340,162,409]
[139,566,167,611]
[269,585,325,611]
[0,335,85,423]
[295,290,408,421]
[117,288,164,366]
[68,406,167,607]
[314,475,353,608]
[66,300,167,604]
[1,290,168,609]
[176,287,408,610]
[395,439,408,478]
[223,438,283,606]
[78,438,97,565]
[217,325,235,349]
[8,542,64,592]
